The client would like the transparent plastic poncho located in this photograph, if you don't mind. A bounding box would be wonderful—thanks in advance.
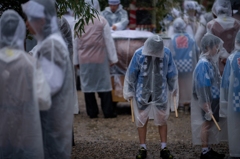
[207,0,240,73]
[169,17,199,108]
[57,16,73,62]
[0,10,51,158]
[195,12,214,48]
[73,0,118,93]
[101,4,129,30]
[183,0,199,36]
[220,31,240,156]
[191,34,227,145]
[22,0,75,158]
[57,16,79,114]
[123,35,178,127]
[207,0,240,59]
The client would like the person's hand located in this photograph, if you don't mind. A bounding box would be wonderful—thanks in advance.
[203,102,212,121]
[128,97,133,102]
[204,111,213,121]
[112,25,117,30]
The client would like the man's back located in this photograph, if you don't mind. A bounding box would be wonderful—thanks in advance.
[207,17,240,53]
[75,16,107,64]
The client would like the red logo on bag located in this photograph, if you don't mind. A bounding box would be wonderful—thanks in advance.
[175,36,188,48]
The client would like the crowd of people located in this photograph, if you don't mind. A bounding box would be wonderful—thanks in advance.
[124,0,240,159]
[0,0,240,159]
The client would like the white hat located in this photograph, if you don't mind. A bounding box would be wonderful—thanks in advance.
[108,0,120,5]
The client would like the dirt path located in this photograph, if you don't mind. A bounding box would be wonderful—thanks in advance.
[71,91,229,159]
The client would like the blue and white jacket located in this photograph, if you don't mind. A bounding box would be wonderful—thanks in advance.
[123,47,178,110]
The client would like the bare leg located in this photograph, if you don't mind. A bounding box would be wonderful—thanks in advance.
[201,121,211,148]
[138,119,149,144]
[158,124,167,143]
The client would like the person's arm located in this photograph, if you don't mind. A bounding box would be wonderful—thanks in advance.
[73,37,79,69]
[113,9,129,30]
[35,62,51,110]
[38,40,65,96]
[166,48,178,92]
[58,17,73,61]
[123,51,140,100]
[40,57,64,96]
[103,21,118,65]
[194,62,213,120]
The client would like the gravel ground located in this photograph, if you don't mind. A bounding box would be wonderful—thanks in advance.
[71,91,229,159]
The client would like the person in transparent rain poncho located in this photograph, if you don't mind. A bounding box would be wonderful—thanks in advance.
[21,0,75,158]
[195,12,214,48]
[123,35,178,159]
[0,10,51,158]
[101,0,129,30]
[220,30,240,159]
[191,34,226,159]
[73,0,118,119]
[182,0,199,37]
[169,17,199,114]
[207,0,240,74]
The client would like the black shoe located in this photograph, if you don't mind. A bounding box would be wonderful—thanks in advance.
[200,150,222,159]
[136,147,147,159]
[209,148,225,159]
[160,147,174,159]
